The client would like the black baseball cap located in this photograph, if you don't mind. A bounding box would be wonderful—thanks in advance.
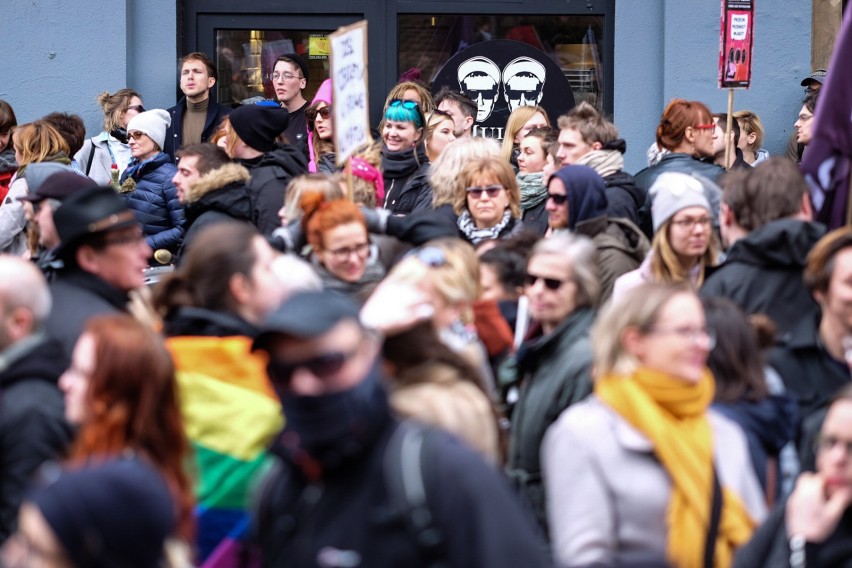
[801,69,828,86]
[252,290,361,352]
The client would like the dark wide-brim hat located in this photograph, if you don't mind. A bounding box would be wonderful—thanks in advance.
[53,186,139,258]
[252,290,361,352]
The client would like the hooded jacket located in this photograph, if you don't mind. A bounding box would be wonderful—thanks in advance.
[307,79,333,173]
[551,165,650,301]
[241,144,308,236]
[603,170,646,229]
[0,334,73,541]
[179,163,252,257]
[700,219,825,336]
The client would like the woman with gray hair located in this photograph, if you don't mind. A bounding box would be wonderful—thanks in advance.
[506,232,600,538]
[543,283,766,567]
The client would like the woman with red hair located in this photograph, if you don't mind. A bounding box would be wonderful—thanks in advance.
[301,191,385,303]
[58,314,194,552]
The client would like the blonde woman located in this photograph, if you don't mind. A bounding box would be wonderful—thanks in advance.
[733,110,769,166]
[613,171,717,301]
[500,105,550,167]
[424,110,456,163]
[75,89,145,184]
[543,283,766,567]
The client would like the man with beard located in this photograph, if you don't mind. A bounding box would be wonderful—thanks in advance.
[251,290,550,568]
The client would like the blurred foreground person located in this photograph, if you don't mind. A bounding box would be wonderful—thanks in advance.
[3,457,177,568]
[734,385,852,567]
[251,290,551,567]
[0,256,71,543]
[58,315,194,548]
[543,284,766,567]
[154,222,290,564]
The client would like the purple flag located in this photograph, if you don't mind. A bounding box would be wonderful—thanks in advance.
[802,9,852,230]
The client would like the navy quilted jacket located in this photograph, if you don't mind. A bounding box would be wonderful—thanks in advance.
[119,153,185,253]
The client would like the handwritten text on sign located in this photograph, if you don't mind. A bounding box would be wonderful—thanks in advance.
[330,21,370,165]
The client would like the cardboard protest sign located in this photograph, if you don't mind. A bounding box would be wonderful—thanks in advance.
[718,0,755,88]
[330,20,370,165]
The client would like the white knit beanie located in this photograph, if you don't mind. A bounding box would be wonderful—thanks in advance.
[649,172,711,232]
[127,109,171,151]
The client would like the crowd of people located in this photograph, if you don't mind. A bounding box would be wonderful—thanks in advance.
[0,50,848,568]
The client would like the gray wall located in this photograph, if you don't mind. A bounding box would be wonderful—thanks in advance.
[615,0,811,173]
[3,0,811,174]
[0,0,176,139]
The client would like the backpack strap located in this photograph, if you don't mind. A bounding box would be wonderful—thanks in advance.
[84,138,97,176]
[384,421,448,568]
[703,467,723,568]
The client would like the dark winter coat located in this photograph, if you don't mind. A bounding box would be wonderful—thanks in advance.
[119,152,185,253]
[769,313,851,425]
[521,199,549,236]
[734,498,852,568]
[45,269,130,359]
[508,307,595,536]
[241,145,308,237]
[164,96,231,163]
[381,145,432,215]
[602,170,646,231]
[574,216,649,303]
[254,412,551,568]
[179,163,253,259]
[700,219,826,336]
[0,334,72,542]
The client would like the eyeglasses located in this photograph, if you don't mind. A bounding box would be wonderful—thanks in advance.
[524,272,567,291]
[388,99,425,128]
[815,434,852,456]
[648,326,716,349]
[127,105,145,113]
[127,130,148,141]
[797,113,814,122]
[804,86,820,94]
[327,242,370,261]
[405,246,446,267]
[268,71,302,82]
[307,106,332,122]
[670,216,712,230]
[693,123,716,131]
[547,193,568,205]
[466,185,503,199]
[267,345,360,385]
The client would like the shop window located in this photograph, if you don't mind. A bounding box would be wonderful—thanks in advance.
[398,14,606,109]
[214,30,332,105]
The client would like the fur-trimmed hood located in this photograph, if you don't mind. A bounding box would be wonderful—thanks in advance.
[184,162,250,205]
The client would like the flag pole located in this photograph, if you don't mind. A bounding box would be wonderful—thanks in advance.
[725,88,735,170]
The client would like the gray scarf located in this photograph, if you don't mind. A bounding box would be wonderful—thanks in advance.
[517,172,547,213]
[457,209,513,245]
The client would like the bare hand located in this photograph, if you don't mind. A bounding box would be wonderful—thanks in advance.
[786,472,852,543]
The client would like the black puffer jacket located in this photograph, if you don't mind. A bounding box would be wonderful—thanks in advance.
[381,145,432,215]
[700,219,826,336]
[603,170,646,232]
[242,145,308,236]
[179,163,253,259]
[0,335,73,541]
[119,152,185,252]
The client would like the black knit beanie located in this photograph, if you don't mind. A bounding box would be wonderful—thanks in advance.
[230,104,290,153]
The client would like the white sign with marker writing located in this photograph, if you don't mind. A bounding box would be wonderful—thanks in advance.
[330,21,371,165]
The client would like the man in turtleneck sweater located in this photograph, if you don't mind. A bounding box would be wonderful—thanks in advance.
[164,52,231,163]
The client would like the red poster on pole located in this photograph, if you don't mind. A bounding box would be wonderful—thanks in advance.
[718,0,755,88]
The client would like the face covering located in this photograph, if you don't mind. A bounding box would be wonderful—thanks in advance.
[279,363,390,471]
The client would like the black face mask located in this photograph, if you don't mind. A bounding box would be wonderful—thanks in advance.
[278,363,390,471]
[110,126,128,144]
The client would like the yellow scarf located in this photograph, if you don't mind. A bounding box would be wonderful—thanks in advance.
[595,368,755,568]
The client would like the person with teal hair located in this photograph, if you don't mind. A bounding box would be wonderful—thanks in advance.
[380,98,433,215]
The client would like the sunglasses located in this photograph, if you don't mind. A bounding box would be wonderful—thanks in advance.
[525,272,567,290]
[693,123,716,131]
[307,106,332,122]
[466,185,503,199]
[127,105,145,113]
[266,346,359,385]
[388,98,425,127]
[547,193,568,205]
[127,130,148,141]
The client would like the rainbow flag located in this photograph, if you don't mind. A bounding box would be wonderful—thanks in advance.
[169,336,283,566]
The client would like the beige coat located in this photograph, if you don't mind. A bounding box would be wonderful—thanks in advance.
[542,396,767,568]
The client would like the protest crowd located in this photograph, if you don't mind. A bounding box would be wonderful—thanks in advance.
[2,42,852,568]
